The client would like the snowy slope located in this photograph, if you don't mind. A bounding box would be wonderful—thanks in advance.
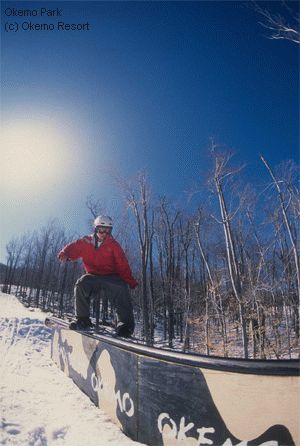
[0,292,144,446]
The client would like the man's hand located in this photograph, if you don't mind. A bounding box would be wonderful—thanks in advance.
[58,251,69,262]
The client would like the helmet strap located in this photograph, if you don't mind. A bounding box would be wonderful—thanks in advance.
[94,230,99,249]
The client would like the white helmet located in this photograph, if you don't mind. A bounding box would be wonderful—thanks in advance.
[94,215,113,228]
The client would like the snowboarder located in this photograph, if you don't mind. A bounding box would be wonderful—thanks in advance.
[58,216,138,337]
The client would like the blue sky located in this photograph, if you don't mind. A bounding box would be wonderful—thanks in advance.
[1,1,299,263]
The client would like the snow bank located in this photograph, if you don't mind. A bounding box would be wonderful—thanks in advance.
[0,292,144,446]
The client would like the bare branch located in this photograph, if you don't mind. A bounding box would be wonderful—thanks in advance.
[253,1,300,45]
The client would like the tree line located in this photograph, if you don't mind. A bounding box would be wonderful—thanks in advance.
[2,150,299,359]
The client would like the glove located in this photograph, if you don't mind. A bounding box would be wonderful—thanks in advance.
[58,251,69,262]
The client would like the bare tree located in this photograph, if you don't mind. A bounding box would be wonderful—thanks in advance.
[114,171,153,343]
[179,216,194,351]
[3,237,24,294]
[156,198,181,347]
[261,155,300,338]
[210,147,249,358]
[261,156,299,297]
[34,223,54,307]
[194,209,229,356]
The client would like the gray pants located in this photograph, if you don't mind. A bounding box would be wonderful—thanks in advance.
[74,274,134,331]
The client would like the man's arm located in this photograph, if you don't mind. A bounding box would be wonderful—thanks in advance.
[57,238,86,262]
[113,242,138,289]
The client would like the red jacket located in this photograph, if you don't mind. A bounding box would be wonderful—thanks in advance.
[59,235,138,289]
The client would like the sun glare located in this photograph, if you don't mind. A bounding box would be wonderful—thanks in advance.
[2,120,71,196]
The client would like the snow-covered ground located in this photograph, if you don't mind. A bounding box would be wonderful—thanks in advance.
[0,292,144,446]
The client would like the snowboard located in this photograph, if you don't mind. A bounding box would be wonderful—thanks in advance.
[45,315,136,340]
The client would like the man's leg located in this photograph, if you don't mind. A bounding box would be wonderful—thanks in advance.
[74,274,98,319]
[115,285,135,333]
[102,277,135,335]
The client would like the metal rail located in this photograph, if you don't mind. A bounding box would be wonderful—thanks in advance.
[47,316,300,376]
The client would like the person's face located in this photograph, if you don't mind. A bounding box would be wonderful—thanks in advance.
[96,226,111,242]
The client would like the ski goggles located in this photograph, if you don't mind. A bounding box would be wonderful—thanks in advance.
[95,226,111,234]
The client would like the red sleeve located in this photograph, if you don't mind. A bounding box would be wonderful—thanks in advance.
[58,238,85,261]
[112,241,138,289]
